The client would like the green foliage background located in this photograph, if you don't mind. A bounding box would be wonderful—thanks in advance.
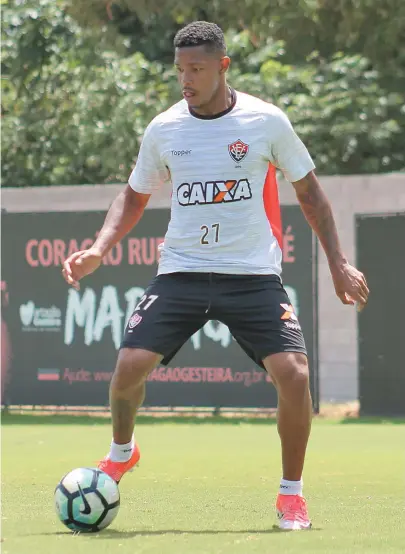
[2,0,404,186]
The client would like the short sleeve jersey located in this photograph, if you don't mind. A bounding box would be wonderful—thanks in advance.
[129,90,315,276]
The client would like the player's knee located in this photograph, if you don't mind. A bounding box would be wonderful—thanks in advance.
[267,352,309,392]
[111,348,160,391]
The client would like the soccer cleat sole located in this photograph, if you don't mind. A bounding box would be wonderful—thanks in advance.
[277,510,312,531]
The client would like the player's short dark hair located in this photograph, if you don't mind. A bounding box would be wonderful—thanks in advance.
[173,21,226,54]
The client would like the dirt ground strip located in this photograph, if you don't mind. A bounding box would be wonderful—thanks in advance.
[2,402,360,419]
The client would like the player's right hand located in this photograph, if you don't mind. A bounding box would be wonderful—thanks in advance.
[62,248,103,291]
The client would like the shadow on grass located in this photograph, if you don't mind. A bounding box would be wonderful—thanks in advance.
[30,526,322,537]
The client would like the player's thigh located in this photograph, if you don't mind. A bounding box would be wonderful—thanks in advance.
[121,273,209,363]
[218,275,307,368]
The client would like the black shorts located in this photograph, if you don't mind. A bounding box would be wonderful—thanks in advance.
[121,272,306,369]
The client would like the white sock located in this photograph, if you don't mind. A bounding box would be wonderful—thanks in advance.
[109,436,135,462]
[279,478,303,496]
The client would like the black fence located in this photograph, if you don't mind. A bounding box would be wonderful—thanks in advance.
[1,207,318,410]
[357,212,405,416]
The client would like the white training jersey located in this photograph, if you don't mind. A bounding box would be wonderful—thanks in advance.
[128,90,315,276]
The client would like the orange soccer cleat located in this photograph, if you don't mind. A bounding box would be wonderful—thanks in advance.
[98,443,141,484]
[276,493,312,530]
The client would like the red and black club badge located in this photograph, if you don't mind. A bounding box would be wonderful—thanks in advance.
[228,139,249,163]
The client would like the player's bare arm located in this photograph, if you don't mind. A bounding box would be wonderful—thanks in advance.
[62,187,150,290]
[293,171,369,310]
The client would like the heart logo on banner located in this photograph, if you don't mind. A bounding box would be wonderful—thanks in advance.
[20,301,35,326]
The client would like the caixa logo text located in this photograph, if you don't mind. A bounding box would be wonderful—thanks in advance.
[177,179,252,206]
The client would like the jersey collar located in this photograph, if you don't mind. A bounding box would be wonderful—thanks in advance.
[189,88,237,120]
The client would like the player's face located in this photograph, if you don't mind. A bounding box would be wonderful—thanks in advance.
[174,46,229,110]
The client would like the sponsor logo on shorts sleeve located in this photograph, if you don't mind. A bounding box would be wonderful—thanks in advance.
[280,303,301,330]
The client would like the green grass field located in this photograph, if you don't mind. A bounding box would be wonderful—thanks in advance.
[2,415,404,554]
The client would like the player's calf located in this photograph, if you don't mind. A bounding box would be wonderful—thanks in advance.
[98,348,161,483]
[109,348,162,444]
[264,352,313,526]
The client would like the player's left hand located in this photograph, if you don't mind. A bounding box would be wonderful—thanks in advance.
[331,262,369,311]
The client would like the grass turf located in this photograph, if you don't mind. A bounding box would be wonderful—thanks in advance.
[1,415,404,554]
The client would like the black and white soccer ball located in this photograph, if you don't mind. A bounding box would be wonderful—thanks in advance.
[54,468,120,532]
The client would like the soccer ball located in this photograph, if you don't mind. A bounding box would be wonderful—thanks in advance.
[54,467,120,533]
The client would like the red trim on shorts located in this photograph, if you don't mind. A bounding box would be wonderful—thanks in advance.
[263,164,282,249]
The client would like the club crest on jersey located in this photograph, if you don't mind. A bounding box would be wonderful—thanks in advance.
[228,139,249,163]
[177,179,252,206]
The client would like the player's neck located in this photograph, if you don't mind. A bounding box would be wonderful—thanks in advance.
[190,85,235,118]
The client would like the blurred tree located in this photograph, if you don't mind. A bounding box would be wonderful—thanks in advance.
[68,0,316,62]
[1,0,178,186]
[68,0,405,72]
[2,0,404,186]
[64,0,405,172]
[229,35,404,174]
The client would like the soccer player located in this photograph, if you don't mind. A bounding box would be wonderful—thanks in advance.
[62,21,369,530]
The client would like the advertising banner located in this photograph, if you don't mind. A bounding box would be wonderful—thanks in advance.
[1,207,317,408]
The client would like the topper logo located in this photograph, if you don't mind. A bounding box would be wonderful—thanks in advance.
[177,179,252,206]
[171,149,191,156]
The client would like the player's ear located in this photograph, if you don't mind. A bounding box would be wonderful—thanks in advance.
[219,56,231,74]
